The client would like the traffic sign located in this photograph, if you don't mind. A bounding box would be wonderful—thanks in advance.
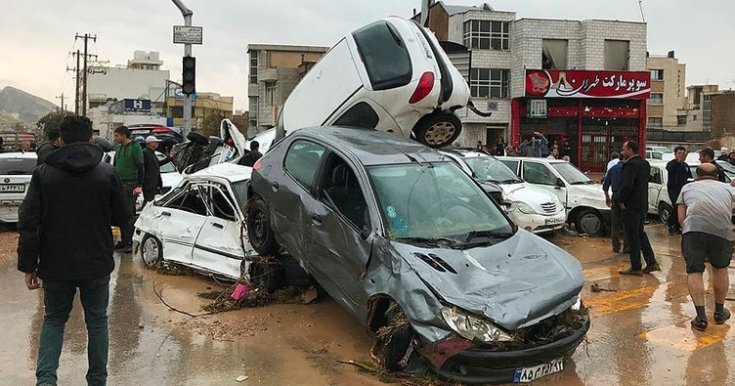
[173,26,203,45]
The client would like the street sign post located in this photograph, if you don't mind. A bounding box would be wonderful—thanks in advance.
[173,25,203,45]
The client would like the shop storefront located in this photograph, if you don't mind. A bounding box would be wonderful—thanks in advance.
[511,70,650,172]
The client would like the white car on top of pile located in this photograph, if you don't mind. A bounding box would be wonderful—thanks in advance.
[0,152,37,223]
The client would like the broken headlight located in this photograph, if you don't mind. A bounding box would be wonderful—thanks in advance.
[440,307,514,343]
[511,201,537,215]
[571,296,582,311]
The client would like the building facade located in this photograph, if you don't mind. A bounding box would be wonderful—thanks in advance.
[166,93,234,128]
[247,44,329,134]
[646,52,686,130]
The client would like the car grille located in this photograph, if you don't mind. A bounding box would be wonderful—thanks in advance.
[541,202,557,214]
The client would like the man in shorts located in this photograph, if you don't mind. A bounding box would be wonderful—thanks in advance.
[677,162,735,331]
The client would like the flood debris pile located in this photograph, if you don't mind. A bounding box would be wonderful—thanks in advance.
[198,284,318,313]
[504,306,590,349]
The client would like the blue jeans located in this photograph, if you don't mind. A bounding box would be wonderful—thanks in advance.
[37,276,110,386]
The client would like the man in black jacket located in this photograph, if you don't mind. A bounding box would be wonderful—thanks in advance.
[36,130,60,165]
[142,135,164,204]
[665,146,692,234]
[17,115,129,386]
[617,141,660,276]
[699,148,727,183]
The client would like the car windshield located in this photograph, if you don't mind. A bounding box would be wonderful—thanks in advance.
[352,21,412,91]
[367,162,513,247]
[464,156,522,184]
[0,157,36,175]
[551,162,591,185]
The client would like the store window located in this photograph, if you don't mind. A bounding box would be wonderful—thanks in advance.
[469,68,510,98]
[463,20,510,50]
[528,100,547,118]
[542,39,568,70]
[604,40,629,70]
[648,117,663,127]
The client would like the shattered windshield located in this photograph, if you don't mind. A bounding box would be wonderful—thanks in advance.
[367,162,513,246]
[464,156,522,184]
[551,162,591,185]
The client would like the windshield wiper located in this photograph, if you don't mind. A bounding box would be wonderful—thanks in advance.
[463,230,514,243]
[570,181,590,185]
[394,236,458,248]
[497,178,522,184]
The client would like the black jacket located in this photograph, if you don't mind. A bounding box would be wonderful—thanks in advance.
[665,159,691,196]
[618,155,650,214]
[239,150,263,167]
[142,147,163,191]
[36,142,58,165]
[17,143,130,281]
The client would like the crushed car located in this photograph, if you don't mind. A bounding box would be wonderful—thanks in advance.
[245,126,590,384]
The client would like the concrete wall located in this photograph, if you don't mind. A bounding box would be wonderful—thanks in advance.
[711,92,735,139]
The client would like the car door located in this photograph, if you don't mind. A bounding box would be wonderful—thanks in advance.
[154,183,209,265]
[302,152,372,316]
[648,166,664,214]
[191,182,245,280]
[521,161,568,209]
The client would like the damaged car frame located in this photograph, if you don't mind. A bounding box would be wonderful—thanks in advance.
[246,127,590,384]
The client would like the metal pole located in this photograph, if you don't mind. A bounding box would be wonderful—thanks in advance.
[171,0,194,136]
[82,35,88,116]
[75,50,80,115]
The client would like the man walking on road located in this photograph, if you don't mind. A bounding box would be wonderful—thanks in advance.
[665,146,692,234]
[142,136,163,204]
[36,130,60,165]
[17,115,130,386]
[113,126,143,253]
[677,163,735,331]
[618,141,660,276]
[603,152,628,253]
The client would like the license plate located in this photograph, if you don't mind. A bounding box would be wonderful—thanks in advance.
[0,184,25,193]
[544,217,564,225]
[513,358,564,383]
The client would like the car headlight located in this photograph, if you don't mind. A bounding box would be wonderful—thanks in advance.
[512,201,537,214]
[440,307,514,343]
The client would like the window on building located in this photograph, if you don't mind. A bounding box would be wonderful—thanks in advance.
[648,117,663,127]
[649,93,663,104]
[691,88,702,106]
[693,114,697,121]
[604,40,629,70]
[249,52,259,84]
[463,20,510,50]
[469,68,509,98]
[650,69,664,81]
[528,100,547,118]
[703,94,712,129]
[265,84,276,106]
[677,115,687,125]
[248,97,258,128]
[542,39,568,70]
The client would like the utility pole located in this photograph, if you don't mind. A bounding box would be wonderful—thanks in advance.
[69,50,81,115]
[56,93,65,114]
[75,33,97,116]
[172,0,194,135]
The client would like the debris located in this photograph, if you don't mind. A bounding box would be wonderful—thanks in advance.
[236,375,249,382]
[301,287,319,304]
[199,286,319,313]
[230,283,250,301]
[591,283,618,293]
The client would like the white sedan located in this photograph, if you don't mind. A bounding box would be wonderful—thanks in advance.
[0,152,37,223]
[133,163,262,281]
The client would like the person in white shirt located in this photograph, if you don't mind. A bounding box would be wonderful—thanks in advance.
[606,152,620,172]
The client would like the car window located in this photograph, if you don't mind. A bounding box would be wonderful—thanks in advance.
[333,102,380,129]
[199,184,237,221]
[231,181,248,207]
[523,162,558,186]
[319,154,369,230]
[499,159,519,175]
[551,162,592,185]
[0,157,36,175]
[284,140,327,189]
[352,21,412,91]
[166,185,209,216]
[464,156,522,183]
[650,167,662,184]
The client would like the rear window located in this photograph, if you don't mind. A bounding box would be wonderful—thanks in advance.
[333,102,380,129]
[0,158,36,175]
[353,21,412,91]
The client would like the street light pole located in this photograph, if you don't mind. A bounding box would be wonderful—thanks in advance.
[171,0,193,136]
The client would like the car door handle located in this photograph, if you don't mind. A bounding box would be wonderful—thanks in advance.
[271,182,279,192]
[211,223,224,229]
[310,214,322,224]
[161,211,171,217]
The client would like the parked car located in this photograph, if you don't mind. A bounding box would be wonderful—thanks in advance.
[277,17,471,148]
[440,149,566,234]
[103,150,182,211]
[133,163,260,280]
[716,160,735,180]
[0,152,37,223]
[246,126,589,384]
[499,157,610,235]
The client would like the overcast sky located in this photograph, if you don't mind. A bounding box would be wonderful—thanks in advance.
[1,0,733,111]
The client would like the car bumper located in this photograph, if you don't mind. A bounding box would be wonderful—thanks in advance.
[433,317,590,385]
[0,205,20,223]
[509,211,566,234]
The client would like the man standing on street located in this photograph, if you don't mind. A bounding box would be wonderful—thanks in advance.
[677,163,735,331]
[17,115,129,386]
[239,140,263,167]
[603,153,628,253]
[36,130,61,166]
[699,148,727,182]
[606,151,621,172]
[617,141,660,276]
[142,136,163,205]
[665,146,692,234]
[113,126,143,253]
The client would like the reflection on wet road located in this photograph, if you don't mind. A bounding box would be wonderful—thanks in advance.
[0,222,733,385]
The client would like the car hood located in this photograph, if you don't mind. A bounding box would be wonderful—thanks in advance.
[392,230,583,331]
[501,182,561,211]
[567,183,607,209]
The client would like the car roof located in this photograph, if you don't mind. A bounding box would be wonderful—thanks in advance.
[190,163,251,182]
[0,152,37,159]
[293,126,445,166]
[500,156,565,163]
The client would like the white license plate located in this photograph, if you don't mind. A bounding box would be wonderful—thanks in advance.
[513,358,564,383]
[544,217,564,225]
[0,184,25,193]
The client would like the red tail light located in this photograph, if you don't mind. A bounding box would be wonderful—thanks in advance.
[253,159,262,170]
[409,72,435,104]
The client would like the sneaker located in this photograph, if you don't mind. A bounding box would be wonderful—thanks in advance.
[714,308,731,324]
[642,263,662,274]
[691,317,708,331]
[619,268,643,276]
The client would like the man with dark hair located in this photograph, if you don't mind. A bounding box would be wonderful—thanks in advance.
[17,115,129,385]
[239,140,263,167]
[142,136,163,204]
[677,162,735,330]
[603,152,628,253]
[665,146,692,234]
[606,152,621,172]
[699,148,726,182]
[36,130,61,165]
[618,141,660,276]
[113,126,144,253]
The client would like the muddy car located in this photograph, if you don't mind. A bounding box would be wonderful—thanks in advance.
[278,17,470,148]
[246,127,590,384]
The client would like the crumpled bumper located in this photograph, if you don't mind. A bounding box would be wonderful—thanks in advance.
[509,211,566,234]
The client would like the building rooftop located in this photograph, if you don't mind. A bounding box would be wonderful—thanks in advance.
[246,44,329,53]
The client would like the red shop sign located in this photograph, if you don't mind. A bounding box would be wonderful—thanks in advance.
[525,69,651,100]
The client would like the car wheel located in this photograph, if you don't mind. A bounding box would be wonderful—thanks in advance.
[658,202,673,223]
[141,234,163,267]
[575,209,602,236]
[412,113,462,148]
[373,305,414,372]
[246,197,277,256]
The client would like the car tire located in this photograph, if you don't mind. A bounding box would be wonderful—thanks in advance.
[141,234,163,267]
[575,209,603,236]
[374,305,414,372]
[247,197,277,256]
[412,112,462,148]
[658,202,673,223]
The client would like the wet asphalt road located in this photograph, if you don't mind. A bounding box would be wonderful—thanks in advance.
[0,222,733,385]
